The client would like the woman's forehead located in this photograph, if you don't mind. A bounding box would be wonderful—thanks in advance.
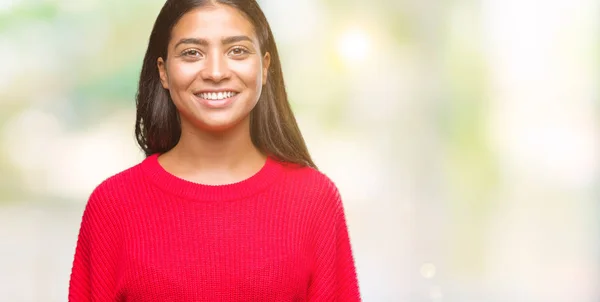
[170,5,258,44]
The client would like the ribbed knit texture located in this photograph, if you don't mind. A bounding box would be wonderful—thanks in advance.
[68,154,361,301]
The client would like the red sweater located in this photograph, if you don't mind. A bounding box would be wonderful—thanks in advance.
[68,154,361,301]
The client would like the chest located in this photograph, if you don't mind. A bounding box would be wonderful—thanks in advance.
[114,200,312,301]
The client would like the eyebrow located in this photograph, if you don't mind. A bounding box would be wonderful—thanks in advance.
[173,35,254,49]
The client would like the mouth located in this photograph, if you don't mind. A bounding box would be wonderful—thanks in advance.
[195,91,239,100]
[193,90,240,109]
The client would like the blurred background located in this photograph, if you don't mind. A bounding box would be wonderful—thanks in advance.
[1,0,598,301]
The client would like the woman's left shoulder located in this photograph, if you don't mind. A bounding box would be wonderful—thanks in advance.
[279,162,342,203]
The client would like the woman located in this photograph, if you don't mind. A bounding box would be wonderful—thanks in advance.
[69,0,361,301]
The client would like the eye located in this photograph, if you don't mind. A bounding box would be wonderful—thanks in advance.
[228,46,250,57]
[181,49,202,58]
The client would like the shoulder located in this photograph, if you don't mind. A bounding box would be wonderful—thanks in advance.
[94,162,143,195]
[280,161,339,190]
[84,159,146,211]
[277,160,343,209]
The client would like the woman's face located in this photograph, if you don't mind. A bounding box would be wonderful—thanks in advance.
[157,4,270,133]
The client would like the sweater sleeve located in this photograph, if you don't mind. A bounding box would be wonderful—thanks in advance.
[69,186,121,302]
[307,183,361,301]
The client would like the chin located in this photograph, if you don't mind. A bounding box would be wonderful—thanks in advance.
[193,115,250,133]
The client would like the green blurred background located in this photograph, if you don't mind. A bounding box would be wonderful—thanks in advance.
[1,0,598,301]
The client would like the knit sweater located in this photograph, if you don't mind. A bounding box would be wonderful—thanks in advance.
[68,154,361,301]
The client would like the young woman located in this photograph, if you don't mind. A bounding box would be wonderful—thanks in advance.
[68,0,361,301]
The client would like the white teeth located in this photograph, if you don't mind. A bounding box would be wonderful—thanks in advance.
[198,91,237,100]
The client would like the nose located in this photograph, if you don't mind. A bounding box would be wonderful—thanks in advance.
[201,53,230,83]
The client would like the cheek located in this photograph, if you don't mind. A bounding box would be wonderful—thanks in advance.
[231,60,263,88]
[168,63,199,89]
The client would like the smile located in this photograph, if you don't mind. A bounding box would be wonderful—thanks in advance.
[196,91,238,100]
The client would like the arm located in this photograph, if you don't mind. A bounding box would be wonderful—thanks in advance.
[308,184,361,301]
[69,186,121,302]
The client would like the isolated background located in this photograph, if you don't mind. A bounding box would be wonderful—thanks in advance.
[0,0,598,301]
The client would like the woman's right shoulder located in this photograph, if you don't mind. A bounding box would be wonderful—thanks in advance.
[85,160,146,208]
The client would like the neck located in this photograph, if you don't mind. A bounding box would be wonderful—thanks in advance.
[157,117,266,185]
[172,118,263,167]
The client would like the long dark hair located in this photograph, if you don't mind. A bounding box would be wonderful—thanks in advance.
[134,0,316,168]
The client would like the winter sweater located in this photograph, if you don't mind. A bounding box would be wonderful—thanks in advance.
[68,154,361,301]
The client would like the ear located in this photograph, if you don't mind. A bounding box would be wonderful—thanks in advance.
[157,57,169,89]
[261,52,271,85]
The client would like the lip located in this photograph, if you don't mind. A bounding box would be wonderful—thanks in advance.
[195,88,240,94]
[194,92,239,109]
